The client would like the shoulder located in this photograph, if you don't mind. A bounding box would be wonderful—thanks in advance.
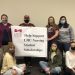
[4,52,11,58]
[57,49,61,54]
[19,23,25,26]
[46,25,48,28]
[4,52,10,56]
[29,23,35,27]
[7,23,12,26]
[66,51,71,56]
[68,25,73,29]
[54,25,59,30]
[0,23,3,26]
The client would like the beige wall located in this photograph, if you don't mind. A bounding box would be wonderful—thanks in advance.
[0,0,75,28]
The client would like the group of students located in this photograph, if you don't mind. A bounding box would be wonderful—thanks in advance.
[0,14,75,75]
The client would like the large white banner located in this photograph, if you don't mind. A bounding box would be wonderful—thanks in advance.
[11,26,47,57]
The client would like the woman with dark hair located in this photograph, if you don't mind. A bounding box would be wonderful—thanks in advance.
[39,42,62,75]
[46,16,59,56]
[65,41,75,75]
[58,16,74,52]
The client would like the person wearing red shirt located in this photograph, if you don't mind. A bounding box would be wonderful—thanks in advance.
[0,14,12,69]
[46,16,59,58]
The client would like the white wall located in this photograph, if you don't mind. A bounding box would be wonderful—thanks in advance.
[0,0,75,29]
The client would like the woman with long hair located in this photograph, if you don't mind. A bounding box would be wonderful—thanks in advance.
[65,41,75,75]
[39,42,62,75]
[46,16,59,57]
[1,42,26,75]
[58,16,74,52]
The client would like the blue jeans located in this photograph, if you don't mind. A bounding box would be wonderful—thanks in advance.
[51,67,61,74]
[57,41,70,52]
[39,61,61,74]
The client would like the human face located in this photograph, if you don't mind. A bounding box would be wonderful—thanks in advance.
[1,15,8,24]
[71,43,75,51]
[9,46,15,55]
[60,17,66,24]
[24,19,30,23]
[51,43,57,51]
[49,17,54,24]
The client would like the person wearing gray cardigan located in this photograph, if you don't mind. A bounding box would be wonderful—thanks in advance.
[58,16,74,52]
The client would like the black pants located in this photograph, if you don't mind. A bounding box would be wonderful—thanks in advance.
[24,57,32,66]
[65,67,75,75]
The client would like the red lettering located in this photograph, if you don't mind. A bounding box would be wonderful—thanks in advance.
[14,29,22,32]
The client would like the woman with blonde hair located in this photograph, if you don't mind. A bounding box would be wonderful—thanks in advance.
[1,42,26,75]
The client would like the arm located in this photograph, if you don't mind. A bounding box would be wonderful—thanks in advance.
[69,26,74,41]
[65,52,73,69]
[48,30,59,41]
[1,54,16,73]
[6,56,16,69]
[9,27,12,42]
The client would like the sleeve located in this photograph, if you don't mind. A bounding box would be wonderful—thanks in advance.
[56,50,62,66]
[65,51,72,69]
[19,24,22,26]
[10,26,12,42]
[48,51,51,61]
[19,23,24,26]
[1,55,8,73]
[9,24,13,42]
[6,57,16,68]
[53,54,62,66]
[30,23,35,27]
[1,55,16,73]
[54,25,59,30]
[69,26,74,41]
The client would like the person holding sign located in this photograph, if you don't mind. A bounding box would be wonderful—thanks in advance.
[0,42,26,75]
[39,42,62,75]
[19,15,35,27]
[0,14,12,69]
[19,15,35,67]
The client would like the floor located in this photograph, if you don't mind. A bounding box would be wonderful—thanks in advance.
[0,57,65,75]
[16,57,47,75]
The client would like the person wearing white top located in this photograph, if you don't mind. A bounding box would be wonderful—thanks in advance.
[66,41,75,75]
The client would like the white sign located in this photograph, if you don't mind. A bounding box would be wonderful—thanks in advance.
[11,26,47,57]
